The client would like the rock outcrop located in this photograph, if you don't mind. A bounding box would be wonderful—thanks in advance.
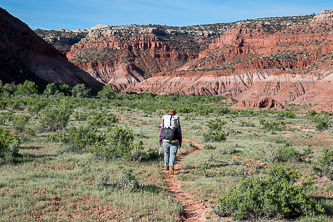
[0,8,102,89]
[8,7,333,111]
[232,96,284,110]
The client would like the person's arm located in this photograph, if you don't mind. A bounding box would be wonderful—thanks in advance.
[179,124,182,147]
[159,122,164,143]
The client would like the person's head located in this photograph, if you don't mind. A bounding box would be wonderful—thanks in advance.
[168,109,176,115]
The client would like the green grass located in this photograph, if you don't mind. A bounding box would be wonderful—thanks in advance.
[1,93,333,221]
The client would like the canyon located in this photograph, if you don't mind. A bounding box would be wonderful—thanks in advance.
[60,10,333,111]
[2,7,333,111]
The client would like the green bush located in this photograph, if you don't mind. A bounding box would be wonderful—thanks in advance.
[260,120,286,132]
[277,110,296,119]
[71,84,89,98]
[97,85,116,100]
[213,166,324,220]
[58,125,104,152]
[40,105,72,131]
[87,111,118,127]
[13,114,30,132]
[116,169,139,192]
[0,81,14,97]
[203,130,226,142]
[95,172,110,187]
[266,143,302,163]
[73,112,88,121]
[277,142,302,162]
[215,144,237,155]
[14,80,38,96]
[207,118,226,130]
[202,143,217,150]
[315,121,328,130]
[312,147,333,180]
[89,126,136,160]
[27,100,49,115]
[239,120,255,127]
[0,128,20,159]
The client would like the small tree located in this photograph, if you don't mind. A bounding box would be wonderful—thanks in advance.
[72,84,89,98]
[40,105,72,131]
[97,84,117,100]
[1,83,14,97]
[43,83,58,97]
[14,80,38,96]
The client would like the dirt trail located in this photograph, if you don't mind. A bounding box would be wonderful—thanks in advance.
[164,138,212,221]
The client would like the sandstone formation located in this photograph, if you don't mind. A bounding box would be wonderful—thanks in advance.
[232,96,284,110]
[121,10,333,111]
[0,8,102,89]
[221,98,238,104]
[6,7,333,111]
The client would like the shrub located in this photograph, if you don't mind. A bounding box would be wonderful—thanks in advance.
[73,112,87,121]
[87,111,118,127]
[213,166,324,220]
[116,169,139,192]
[40,105,72,131]
[13,114,30,132]
[95,173,109,187]
[260,120,286,132]
[277,110,296,119]
[202,143,217,150]
[14,80,38,96]
[239,120,255,127]
[203,130,226,142]
[97,84,117,100]
[71,84,90,98]
[0,81,14,97]
[89,126,140,160]
[0,128,20,159]
[58,125,104,152]
[277,142,302,162]
[312,147,333,180]
[216,144,237,155]
[207,118,226,130]
[315,120,328,130]
[266,150,279,163]
[27,100,49,115]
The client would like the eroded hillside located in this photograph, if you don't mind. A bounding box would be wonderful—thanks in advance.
[31,10,333,111]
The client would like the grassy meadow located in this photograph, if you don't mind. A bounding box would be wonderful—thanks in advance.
[1,81,333,221]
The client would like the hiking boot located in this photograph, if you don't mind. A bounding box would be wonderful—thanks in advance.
[169,166,174,175]
[164,166,169,171]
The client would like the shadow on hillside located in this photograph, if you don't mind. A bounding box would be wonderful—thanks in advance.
[313,197,333,216]
[20,146,42,150]
[140,184,166,194]
[1,153,57,165]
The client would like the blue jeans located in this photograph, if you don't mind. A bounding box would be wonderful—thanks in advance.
[163,140,179,167]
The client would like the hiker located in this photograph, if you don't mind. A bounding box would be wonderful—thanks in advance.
[159,109,182,175]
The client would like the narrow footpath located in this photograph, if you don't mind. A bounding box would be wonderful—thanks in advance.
[163,138,212,221]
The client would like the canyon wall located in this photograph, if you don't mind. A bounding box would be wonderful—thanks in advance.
[0,8,102,89]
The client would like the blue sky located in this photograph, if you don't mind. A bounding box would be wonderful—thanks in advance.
[1,0,332,30]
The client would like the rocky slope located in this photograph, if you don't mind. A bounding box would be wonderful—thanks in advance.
[55,14,314,91]
[0,8,102,89]
[13,8,333,111]
[123,10,333,111]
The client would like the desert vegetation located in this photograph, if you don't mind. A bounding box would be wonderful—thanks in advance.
[1,80,333,221]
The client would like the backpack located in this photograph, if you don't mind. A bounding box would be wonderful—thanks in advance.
[163,115,179,129]
[160,115,180,141]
